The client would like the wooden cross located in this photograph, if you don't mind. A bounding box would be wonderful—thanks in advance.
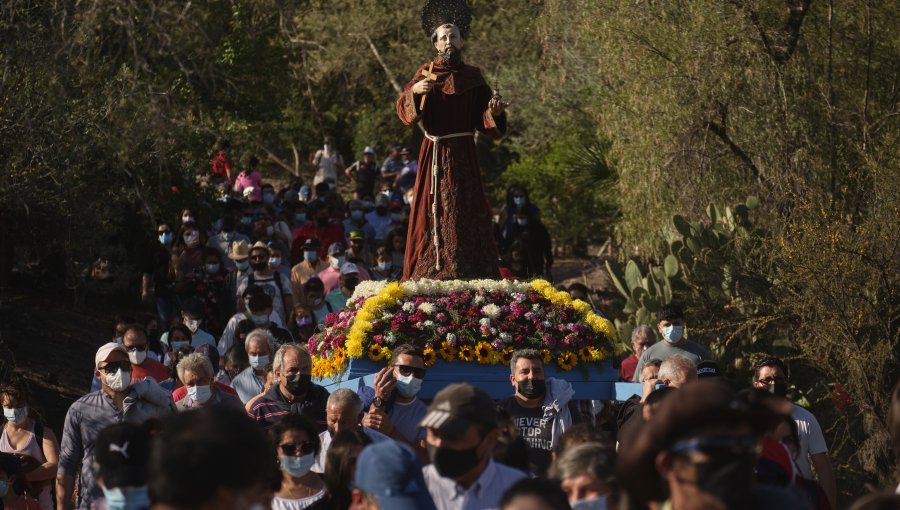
[419,62,437,111]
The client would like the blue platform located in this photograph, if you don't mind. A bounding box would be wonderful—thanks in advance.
[314,357,642,401]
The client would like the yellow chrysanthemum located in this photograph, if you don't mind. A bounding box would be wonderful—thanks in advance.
[590,347,608,362]
[531,279,552,292]
[541,349,552,364]
[557,351,578,371]
[475,341,494,364]
[459,345,475,362]
[380,346,392,361]
[423,348,437,367]
[572,299,592,314]
[345,336,364,358]
[439,341,458,362]
[368,344,386,361]
[549,290,571,306]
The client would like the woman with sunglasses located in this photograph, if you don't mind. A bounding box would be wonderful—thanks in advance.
[269,413,325,509]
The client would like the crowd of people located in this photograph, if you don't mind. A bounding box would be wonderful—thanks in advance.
[1,143,898,510]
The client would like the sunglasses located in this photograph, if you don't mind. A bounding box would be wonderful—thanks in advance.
[250,255,268,261]
[98,361,132,375]
[280,441,316,457]
[394,365,426,379]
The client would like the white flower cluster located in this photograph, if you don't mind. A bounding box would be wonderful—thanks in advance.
[417,302,437,314]
[402,278,531,296]
[481,304,501,319]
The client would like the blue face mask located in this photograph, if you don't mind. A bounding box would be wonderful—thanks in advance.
[395,373,423,398]
[350,210,364,220]
[170,340,191,351]
[304,251,318,263]
[205,264,220,274]
[513,196,526,206]
[263,192,275,204]
[249,354,269,369]
[0,480,8,497]
[221,231,234,241]
[236,260,250,272]
[295,213,307,223]
[158,232,173,245]
[378,261,392,271]
[572,496,608,510]
[281,454,316,478]
[241,216,253,225]
[663,325,685,343]
[100,485,151,510]
[251,314,269,325]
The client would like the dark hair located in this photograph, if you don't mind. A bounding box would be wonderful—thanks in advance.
[268,413,322,457]
[499,477,571,510]
[323,429,372,509]
[242,284,266,299]
[646,359,663,369]
[657,303,684,323]
[0,378,31,410]
[389,344,424,365]
[556,423,608,458]
[304,277,325,294]
[568,283,590,295]
[224,345,250,366]
[644,386,675,406]
[753,357,789,382]
[148,406,280,507]
[494,408,530,473]
[248,292,274,313]
[114,314,137,327]
[167,323,192,343]
[122,324,148,342]
[201,247,223,263]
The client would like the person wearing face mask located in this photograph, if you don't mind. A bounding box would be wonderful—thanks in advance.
[91,326,170,392]
[502,209,553,280]
[0,379,59,510]
[92,422,153,510]
[752,357,835,510]
[215,345,250,388]
[420,383,526,510]
[173,299,217,351]
[344,231,373,279]
[369,245,402,282]
[238,242,294,325]
[303,278,333,326]
[232,331,275,404]
[57,343,173,510]
[498,349,580,477]
[173,221,206,298]
[143,222,177,328]
[290,200,346,265]
[324,263,361,313]
[362,344,429,449]
[222,239,253,318]
[498,186,541,234]
[148,406,282,510]
[317,243,347,294]
[631,304,713,383]
[310,390,390,475]
[208,215,250,271]
[174,353,242,410]
[617,380,809,510]
[0,453,42,510]
[548,443,618,510]
[249,344,331,433]
[364,194,393,242]
[234,293,295,349]
[342,204,375,257]
[269,414,326,509]
[291,238,328,302]
[268,245,291,278]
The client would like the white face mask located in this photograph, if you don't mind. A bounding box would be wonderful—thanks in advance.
[395,373,423,398]
[127,349,147,366]
[330,256,344,269]
[268,257,282,268]
[249,354,270,369]
[105,368,132,392]
[182,215,195,224]
[2,406,28,425]
[187,384,213,404]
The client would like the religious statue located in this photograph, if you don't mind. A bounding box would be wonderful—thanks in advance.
[397,0,509,281]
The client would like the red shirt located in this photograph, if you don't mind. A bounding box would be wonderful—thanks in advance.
[619,354,639,381]
[290,221,346,264]
[172,381,238,401]
[133,357,171,385]
[211,150,232,179]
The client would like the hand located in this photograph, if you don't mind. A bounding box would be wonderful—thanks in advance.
[412,79,436,95]
[363,407,395,435]
[372,367,396,399]
[141,289,152,303]
[489,95,510,116]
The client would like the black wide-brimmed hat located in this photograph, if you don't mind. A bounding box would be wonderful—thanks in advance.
[421,0,472,38]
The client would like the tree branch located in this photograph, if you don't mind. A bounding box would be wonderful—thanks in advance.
[728,0,812,64]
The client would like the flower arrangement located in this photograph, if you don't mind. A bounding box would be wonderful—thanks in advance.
[308,279,616,379]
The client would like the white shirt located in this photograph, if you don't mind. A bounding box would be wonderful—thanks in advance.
[271,488,326,510]
[218,311,283,355]
[422,458,526,510]
[312,427,391,473]
[792,403,828,479]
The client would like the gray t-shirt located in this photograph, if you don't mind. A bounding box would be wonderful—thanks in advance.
[632,340,713,382]
[387,398,428,443]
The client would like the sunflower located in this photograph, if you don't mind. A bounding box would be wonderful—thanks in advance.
[578,346,593,362]
[333,348,347,369]
[500,347,515,366]
[423,347,437,367]
[439,341,458,362]
[541,348,552,364]
[458,345,475,362]
[368,343,386,361]
[475,341,494,364]
[557,351,578,371]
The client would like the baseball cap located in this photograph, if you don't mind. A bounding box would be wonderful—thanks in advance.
[299,185,312,201]
[696,360,721,379]
[363,146,376,155]
[340,262,360,275]
[419,383,497,436]
[355,441,437,510]
[94,422,151,488]
[349,230,365,241]
[400,147,410,156]
[303,238,321,250]
[95,342,128,370]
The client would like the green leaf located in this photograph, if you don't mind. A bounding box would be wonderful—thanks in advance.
[664,254,679,278]
[605,260,631,299]
[624,260,642,293]
[673,215,692,237]
[745,195,760,210]
[706,204,719,224]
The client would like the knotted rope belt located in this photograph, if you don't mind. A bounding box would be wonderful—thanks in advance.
[423,131,475,272]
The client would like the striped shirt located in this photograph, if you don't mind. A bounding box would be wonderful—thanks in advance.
[248,384,330,431]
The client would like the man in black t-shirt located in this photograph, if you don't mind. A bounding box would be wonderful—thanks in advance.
[498,348,580,476]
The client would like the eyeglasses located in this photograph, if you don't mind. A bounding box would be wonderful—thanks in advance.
[280,441,316,457]
[394,365,426,379]
[98,361,132,375]
[125,345,147,353]
[669,434,758,457]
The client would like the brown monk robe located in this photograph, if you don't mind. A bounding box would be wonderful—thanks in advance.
[396,55,507,281]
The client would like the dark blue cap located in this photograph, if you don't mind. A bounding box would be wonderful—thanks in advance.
[354,441,436,510]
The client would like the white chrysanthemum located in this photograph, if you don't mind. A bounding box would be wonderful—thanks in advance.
[499,332,512,342]
[417,302,436,314]
[479,317,492,327]
[352,280,388,299]
[473,294,486,305]
[446,333,457,343]
[386,332,397,344]
[481,304,501,319]
[402,302,416,313]
[423,320,434,327]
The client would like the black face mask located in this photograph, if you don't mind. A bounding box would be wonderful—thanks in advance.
[694,455,755,510]
[766,382,789,398]
[517,379,546,400]
[285,373,311,395]
[250,261,268,271]
[427,440,484,480]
